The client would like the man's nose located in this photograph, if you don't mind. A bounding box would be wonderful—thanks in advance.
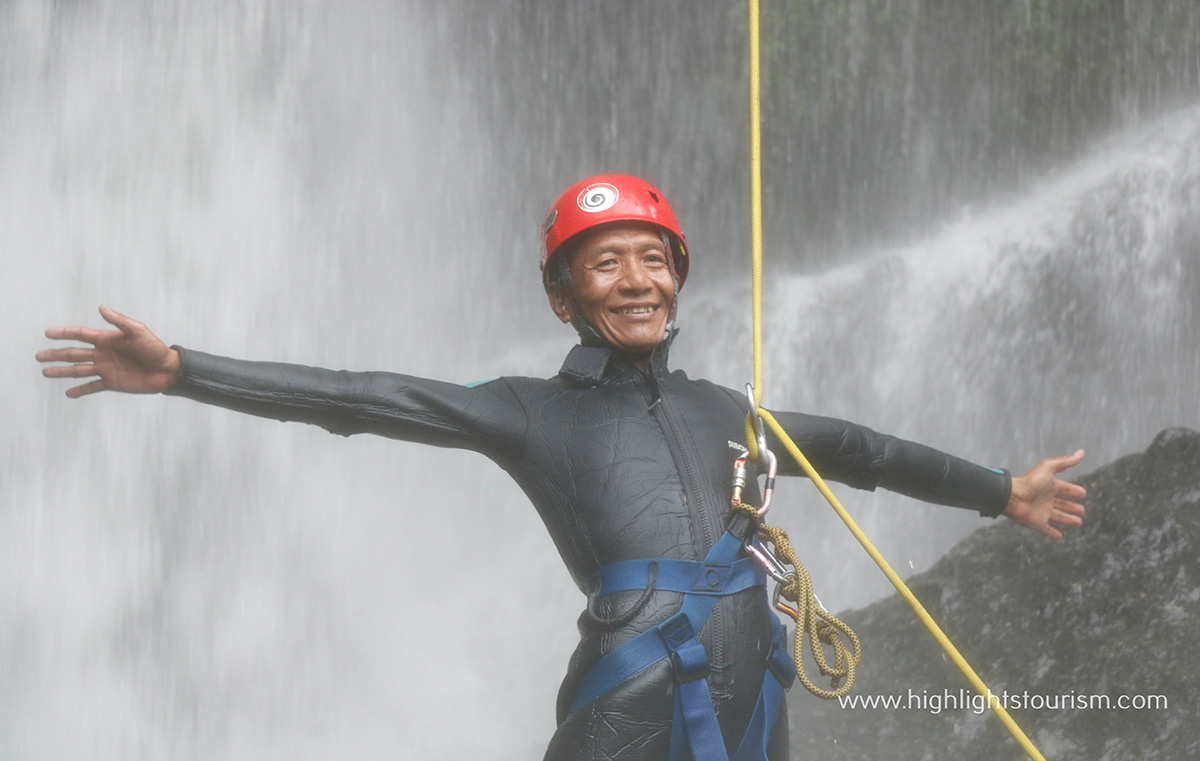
[619,260,653,290]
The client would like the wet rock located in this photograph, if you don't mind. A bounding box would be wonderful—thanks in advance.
[788,429,1200,760]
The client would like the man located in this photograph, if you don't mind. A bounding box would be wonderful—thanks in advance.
[38,174,1086,760]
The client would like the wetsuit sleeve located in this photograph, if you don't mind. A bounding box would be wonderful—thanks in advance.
[767,410,1012,517]
[163,347,529,463]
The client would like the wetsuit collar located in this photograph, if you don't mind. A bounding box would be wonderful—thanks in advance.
[558,341,672,387]
[559,345,613,386]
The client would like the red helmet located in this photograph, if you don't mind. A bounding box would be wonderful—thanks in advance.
[540,174,689,290]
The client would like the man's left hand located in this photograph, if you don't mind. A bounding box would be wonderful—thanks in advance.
[1003,450,1087,540]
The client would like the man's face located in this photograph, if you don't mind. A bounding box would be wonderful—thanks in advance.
[550,223,676,357]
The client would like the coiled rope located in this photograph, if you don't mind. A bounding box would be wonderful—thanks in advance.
[732,502,861,698]
[744,1,1048,759]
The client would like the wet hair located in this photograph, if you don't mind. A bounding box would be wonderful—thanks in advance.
[555,256,574,288]
[544,244,577,296]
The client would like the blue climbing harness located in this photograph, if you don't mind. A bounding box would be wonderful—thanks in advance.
[567,529,795,761]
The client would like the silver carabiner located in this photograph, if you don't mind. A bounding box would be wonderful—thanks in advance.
[746,542,791,584]
[745,383,769,470]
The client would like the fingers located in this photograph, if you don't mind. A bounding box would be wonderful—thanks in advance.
[99,304,141,336]
[43,325,104,344]
[66,379,108,398]
[42,305,142,344]
[1045,449,1085,474]
[35,347,95,364]
[37,345,98,381]
[42,363,98,379]
[1054,492,1086,513]
[1056,479,1087,500]
[1052,502,1084,524]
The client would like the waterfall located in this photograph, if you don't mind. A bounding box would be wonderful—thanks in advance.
[677,103,1200,614]
[3,1,1197,759]
[4,2,568,758]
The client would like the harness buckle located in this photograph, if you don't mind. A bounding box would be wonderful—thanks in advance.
[658,612,710,683]
[658,611,695,650]
[669,650,711,683]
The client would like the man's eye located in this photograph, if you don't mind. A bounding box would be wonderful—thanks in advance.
[596,258,619,270]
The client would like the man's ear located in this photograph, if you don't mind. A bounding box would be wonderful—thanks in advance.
[548,286,574,324]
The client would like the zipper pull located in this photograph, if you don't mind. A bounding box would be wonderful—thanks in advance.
[643,364,663,410]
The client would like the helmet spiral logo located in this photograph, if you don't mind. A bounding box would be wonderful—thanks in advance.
[577,183,619,213]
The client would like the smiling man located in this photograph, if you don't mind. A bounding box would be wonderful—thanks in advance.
[542,176,690,362]
[548,222,676,358]
[38,174,1087,761]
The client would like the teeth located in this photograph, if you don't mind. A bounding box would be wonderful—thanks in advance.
[617,306,656,314]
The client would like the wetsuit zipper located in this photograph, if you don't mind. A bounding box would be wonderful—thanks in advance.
[642,363,727,694]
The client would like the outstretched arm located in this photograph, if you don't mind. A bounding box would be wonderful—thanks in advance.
[1002,450,1087,541]
[761,405,1087,538]
[764,409,1014,515]
[39,307,530,460]
[36,305,180,397]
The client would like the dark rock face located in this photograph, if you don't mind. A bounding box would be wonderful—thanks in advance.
[788,429,1200,760]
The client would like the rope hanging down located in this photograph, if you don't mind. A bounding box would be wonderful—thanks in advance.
[731,501,860,698]
[743,1,1049,759]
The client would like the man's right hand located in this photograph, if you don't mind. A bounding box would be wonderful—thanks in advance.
[37,305,181,397]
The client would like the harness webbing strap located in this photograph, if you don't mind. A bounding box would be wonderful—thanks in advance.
[732,624,792,761]
[568,530,792,761]
[666,618,727,761]
[568,531,748,717]
[593,556,764,598]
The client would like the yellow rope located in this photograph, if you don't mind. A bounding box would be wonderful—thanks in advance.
[749,0,764,406]
[744,1,1048,759]
[731,503,861,698]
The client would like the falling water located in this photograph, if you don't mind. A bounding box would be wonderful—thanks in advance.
[3,1,1198,760]
[680,104,1200,612]
[4,2,572,759]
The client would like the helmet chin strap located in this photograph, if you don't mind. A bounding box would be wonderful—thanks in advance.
[661,230,681,344]
[556,278,609,349]
[572,312,609,349]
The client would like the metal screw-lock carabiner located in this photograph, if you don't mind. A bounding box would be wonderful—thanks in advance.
[730,394,783,584]
[730,448,777,518]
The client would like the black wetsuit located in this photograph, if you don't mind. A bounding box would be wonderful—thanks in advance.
[166,343,1010,761]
